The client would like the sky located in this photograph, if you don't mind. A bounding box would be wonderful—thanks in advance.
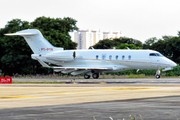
[1,0,180,42]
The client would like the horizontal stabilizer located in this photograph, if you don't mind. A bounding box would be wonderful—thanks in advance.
[5,33,37,36]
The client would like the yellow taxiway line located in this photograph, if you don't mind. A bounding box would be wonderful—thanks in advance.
[0,87,160,99]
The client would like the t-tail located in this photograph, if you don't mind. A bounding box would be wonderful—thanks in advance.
[5,29,63,54]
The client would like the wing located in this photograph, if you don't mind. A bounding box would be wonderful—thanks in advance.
[36,57,112,70]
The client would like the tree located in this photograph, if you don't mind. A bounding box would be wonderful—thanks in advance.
[113,37,143,47]
[143,37,158,49]
[115,43,142,49]
[31,16,78,49]
[0,33,3,72]
[162,35,173,40]
[0,17,79,75]
[90,39,114,49]
[163,37,180,63]
[0,19,35,75]
[178,31,180,37]
[90,37,142,49]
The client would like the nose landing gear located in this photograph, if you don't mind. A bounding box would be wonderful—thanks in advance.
[156,69,161,79]
[156,75,160,79]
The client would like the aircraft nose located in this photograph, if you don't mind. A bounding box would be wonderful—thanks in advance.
[171,61,177,67]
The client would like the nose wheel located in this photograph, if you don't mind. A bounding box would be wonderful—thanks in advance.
[156,69,161,79]
[156,75,160,79]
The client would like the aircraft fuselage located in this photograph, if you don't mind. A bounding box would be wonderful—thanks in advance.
[31,49,176,71]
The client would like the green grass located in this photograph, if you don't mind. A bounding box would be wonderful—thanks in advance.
[128,74,151,78]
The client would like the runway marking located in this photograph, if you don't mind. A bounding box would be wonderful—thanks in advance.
[0,87,160,99]
[0,96,42,99]
[0,91,97,99]
[49,91,97,95]
[104,87,160,91]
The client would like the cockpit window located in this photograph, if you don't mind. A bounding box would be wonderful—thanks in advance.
[149,53,156,56]
[149,53,164,57]
[156,53,164,57]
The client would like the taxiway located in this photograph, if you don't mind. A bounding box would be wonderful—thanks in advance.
[0,78,180,120]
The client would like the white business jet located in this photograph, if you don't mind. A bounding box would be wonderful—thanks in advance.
[5,29,177,79]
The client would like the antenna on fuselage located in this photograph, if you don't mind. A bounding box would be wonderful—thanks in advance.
[127,47,130,50]
[91,47,95,50]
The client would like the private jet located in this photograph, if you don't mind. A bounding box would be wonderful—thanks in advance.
[5,29,177,79]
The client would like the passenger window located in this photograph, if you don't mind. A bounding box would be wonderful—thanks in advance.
[116,55,118,60]
[109,55,112,60]
[149,53,156,56]
[102,54,106,62]
[128,55,131,60]
[96,55,98,59]
[122,55,125,60]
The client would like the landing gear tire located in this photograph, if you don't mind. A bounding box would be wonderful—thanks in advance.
[156,75,160,79]
[92,73,99,79]
[156,69,161,79]
[84,74,90,79]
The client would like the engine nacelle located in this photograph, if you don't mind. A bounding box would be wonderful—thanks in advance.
[46,51,75,62]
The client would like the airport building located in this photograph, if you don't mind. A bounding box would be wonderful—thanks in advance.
[74,30,123,49]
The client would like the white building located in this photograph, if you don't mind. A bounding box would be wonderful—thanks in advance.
[74,30,123,49]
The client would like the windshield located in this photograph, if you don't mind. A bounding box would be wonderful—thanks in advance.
[149,53,164,57]
[156,53,164,57]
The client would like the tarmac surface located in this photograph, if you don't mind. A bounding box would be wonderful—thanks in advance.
[0,78,180,120]
[12,77,180,84]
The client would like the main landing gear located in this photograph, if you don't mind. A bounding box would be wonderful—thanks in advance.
[84,72,99,79]
[92,73,99,79]
[156,69,161,79]
[84,74,90,79]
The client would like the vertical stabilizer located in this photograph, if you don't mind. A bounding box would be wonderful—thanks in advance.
[5,29,63,54]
